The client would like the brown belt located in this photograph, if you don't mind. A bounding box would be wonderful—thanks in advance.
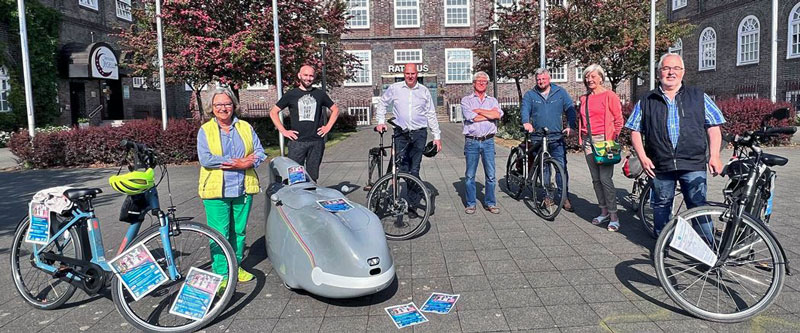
[465,134,495,141]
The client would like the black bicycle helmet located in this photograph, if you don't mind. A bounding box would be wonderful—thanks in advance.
[423,141,438,158]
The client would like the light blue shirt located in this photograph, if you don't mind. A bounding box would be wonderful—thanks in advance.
[461,92,503,137]
[375,81,442,140]
[197,117,267,198]
[625,87,725,148]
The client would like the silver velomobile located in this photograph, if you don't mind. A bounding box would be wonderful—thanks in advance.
[264,157,395,298]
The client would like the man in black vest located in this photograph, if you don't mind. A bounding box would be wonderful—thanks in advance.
[625,53,726,238]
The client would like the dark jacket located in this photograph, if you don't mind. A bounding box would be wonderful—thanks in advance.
[638,85,707,173]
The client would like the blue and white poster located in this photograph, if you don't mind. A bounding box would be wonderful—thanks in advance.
[288,166,306,185]
[385,302,428,329]
[317,198,354,212]
[26,202,51,245]
[109,242,169,301]
[420,292,460,314]
[169,267,223,321]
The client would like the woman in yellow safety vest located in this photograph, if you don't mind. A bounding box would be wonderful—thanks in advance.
[197,87,266,288]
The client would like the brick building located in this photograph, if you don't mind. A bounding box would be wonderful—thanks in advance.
[234,0,630,125]
[631,0,800,109]
[1,0,189,126]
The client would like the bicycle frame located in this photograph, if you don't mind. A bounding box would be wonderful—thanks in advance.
[31,186,181,283]
[518,131,552,184]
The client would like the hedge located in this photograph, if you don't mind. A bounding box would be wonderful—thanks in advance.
[9,118,200,168]
[496,97,795,150]
[9,114,361,169]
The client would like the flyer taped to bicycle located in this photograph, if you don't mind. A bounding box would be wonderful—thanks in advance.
[109,241,169,301]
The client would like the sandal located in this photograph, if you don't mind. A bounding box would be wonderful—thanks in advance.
[607,221,620,232]
[465,206,476,214]
[486,206,500,214]
[592,215,609,225]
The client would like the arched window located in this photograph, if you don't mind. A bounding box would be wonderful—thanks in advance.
[788,3,800,59]
[699,28,716,71]
[737,15,760,65]
[668,38,683,56]
[0,66,10,112]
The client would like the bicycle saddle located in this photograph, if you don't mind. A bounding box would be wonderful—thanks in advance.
[760,153,788,167]
[64,188,103,200]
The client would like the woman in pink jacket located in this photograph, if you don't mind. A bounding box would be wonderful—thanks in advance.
[577,64,625,231]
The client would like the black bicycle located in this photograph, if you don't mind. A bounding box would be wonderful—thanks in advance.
[366,119,431,240]
[628,172,685,238]
[654,107,796,322]
[504,128,566,220]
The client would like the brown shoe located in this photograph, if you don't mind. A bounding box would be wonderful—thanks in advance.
[486,206,500,214]
[465,206,477,214]
[563,199,574,212]
[542,198,555,207]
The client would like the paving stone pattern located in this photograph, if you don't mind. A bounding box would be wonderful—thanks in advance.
[1,123,800,332]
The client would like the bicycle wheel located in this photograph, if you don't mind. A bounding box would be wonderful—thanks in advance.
[505,147,525,199]
[654,206,785,322]
[367,172,431,240]
[112,221,238,332]
[530,158,566,220]
[639,179,685,238]
[10,215,82,310]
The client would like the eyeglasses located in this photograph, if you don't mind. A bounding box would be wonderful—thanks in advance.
[474,80,489,84]
[660,66,684,72]
[213,103,234,109]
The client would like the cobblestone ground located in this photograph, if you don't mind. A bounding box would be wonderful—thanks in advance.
[1,123,800,332]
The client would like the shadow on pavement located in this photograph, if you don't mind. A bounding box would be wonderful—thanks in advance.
[614,258,691,317]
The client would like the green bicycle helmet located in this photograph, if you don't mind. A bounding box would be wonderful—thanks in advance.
[109,168,155,195]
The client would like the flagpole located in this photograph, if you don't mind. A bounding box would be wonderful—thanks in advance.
[156,0,168,130]
[17,0,35,137]
[273,0,285,156]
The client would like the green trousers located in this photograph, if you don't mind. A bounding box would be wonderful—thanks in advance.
[203,195,252,275]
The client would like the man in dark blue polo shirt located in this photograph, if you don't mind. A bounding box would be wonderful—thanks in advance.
[521,68,577,212]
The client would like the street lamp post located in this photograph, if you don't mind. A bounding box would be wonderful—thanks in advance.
[488,23,502,98]
[315,27,330,92]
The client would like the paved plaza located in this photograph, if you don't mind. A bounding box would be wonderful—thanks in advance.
[1,123,800,332]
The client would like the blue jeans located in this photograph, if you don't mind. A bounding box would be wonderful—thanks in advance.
[464,138,497,208]
[394,129,427,179]
[652,170,713,240]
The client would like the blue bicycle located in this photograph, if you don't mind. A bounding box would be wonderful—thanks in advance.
[10,140,238,332]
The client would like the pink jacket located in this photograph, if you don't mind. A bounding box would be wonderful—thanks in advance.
[577,90,624,145]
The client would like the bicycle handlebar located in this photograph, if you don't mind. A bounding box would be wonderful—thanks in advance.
[724,126,797,148]
[120,140,158,169]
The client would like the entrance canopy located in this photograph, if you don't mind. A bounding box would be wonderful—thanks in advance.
[59,42,119,80]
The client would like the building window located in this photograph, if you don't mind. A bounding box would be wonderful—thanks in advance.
[788,3,800,59]
[699,27,717,71]
[348,106,371,125]
[347,0,370,29]
[637,77,645,86]
[575,66,584,81]
[668,38,683,56]
[672,0,687,10]
[737,15,760,66]
[736,93,758,100]
[445,48,473,84]
[345,50,372,86]
[394,49,422,63]
[245,82,270,91]
[132,77,147,89]
[546,0,566,9]
[786,90,800,102]
[445,0,470,27]
[79,0,98,10]
[549,65,567,82]
[0,66,11,112]
[116,0,132,21]
[394,0,420,28]
[496,0,515,10]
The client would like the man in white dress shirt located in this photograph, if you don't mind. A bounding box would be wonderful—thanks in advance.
[375,63,442,179]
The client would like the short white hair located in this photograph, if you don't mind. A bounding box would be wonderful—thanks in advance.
[472,71,490,82]
[658,53,685,69]
[582,64,606,83]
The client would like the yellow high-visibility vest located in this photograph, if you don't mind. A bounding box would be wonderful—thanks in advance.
[198,119,259,199]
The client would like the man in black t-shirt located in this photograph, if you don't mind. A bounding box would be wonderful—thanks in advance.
[270,65,340,181]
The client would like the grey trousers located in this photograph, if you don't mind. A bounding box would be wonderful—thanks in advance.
[288,140,325,181]
[583,138,618,213]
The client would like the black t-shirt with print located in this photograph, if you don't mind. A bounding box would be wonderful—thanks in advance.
[275,87,334,142]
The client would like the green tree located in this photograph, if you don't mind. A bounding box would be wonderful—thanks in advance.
[548,0,693,91]
[0,0,61,131]
[117,0,357,117]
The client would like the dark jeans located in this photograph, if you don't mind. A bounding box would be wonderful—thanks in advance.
[652,170,713,240]
[288,140,325,181]
[394,129,427,179]
[534,137,569,197]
